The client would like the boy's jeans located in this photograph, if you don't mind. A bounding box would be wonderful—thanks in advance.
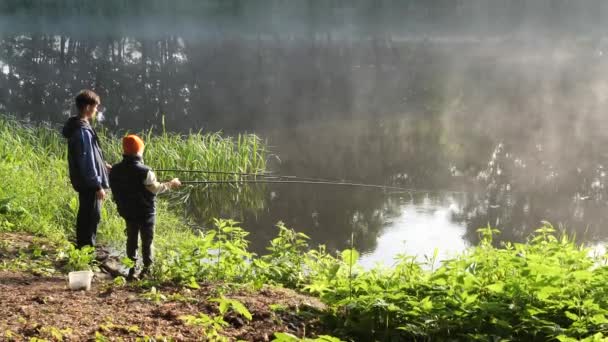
[125,217,155,268]
[76,190,101,248]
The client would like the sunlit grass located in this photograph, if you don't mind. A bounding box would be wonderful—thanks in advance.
[0,115,266,246]
[100,125,266,180]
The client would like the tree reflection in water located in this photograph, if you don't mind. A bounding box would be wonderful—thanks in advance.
[2,23,608,259]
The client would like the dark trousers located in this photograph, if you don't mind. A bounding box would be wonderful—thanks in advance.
[76,190,101,248]
[126,217,155,267]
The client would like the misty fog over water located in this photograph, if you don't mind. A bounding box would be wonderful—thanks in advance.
[2,1,608,264]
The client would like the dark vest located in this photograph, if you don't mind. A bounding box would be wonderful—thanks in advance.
[109,155,156,221]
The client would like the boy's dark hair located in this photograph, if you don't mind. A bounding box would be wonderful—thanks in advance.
[75,90,100,115]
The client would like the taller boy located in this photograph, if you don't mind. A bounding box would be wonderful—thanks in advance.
[62,90,110,248]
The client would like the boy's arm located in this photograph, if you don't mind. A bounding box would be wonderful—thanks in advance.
[144,170,171,194]
[75,128,102,190]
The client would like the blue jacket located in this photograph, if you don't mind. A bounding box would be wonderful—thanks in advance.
[62,116,109,192]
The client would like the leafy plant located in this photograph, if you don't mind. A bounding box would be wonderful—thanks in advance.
[63,245,96,272]
[178,297,251,341]
[140,287,166,304]
[272,332,345,342]
[255,222,310,287]
[113,276,127,287]
[135,336,175,342]
[0,197,27,231]
[94,331,109,342]
[121,256,135,269]
[210,296,253,321]
[179,313,229,342]
[39,326,73,341]
[154,219,254,285]
[212,219,253,282]
[302,223,608,341]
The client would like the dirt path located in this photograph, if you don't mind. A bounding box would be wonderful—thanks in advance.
[0,233,328,341]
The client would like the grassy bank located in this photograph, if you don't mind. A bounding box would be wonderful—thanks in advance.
[0,116,266,245]
[2,116,608,341]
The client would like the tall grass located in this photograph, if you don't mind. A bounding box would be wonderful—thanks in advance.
[0,116,266,246]
[0,118,72,240]
[100,125,266,180]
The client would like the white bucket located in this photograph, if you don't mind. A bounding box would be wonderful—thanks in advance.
[68,270,94,291]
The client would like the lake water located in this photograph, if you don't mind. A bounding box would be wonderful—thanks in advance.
[2,3,608,265]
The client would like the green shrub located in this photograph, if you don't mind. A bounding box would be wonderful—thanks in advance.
[63,245,96,271]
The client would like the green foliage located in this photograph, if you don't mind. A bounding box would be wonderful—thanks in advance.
[38,326,73,341]
[99,321,140,335]
[210,296,253,321]
[153,218,254,285]
[302,223,608,341]
[179,313,229,342]
[63,245,96,272]
[140,287,167,304]
[113,276,127,287]
[0,197,27,231]
[254,222,310,287]
[135,336,175,342]
[94,331,109,342]
[0,115,265,247]
[166,291,197,303]
[179,297,250,341]
[0,236,57,275]
[102,124,266,179]
[272,333,345,342]
[120,256,136,269]
[211,219,253,281]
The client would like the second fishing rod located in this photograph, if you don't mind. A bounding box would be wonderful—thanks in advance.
[154,168,342,183]
[155,168,466,194]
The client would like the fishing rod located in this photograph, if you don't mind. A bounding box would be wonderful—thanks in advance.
[177,179,466,194]
[157,168,467,194]
[154,168,274,177]
[154,168,341,183]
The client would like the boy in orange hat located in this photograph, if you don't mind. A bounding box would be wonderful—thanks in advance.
[109,134,181,279]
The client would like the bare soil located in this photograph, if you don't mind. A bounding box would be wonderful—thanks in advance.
[0,233,329,341]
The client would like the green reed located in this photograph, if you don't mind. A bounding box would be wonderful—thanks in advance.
[0,116,266,246]
[101,127,266,180]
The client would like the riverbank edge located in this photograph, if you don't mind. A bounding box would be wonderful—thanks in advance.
[0,232,333,341]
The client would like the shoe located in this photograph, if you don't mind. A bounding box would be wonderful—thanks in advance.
[139,266,150,279]
[127,267,137,281]
[95,247,110,262]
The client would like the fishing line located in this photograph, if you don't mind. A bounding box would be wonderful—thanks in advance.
[155,168,342,183]
[176,179,467,194]
[154,168,274,177]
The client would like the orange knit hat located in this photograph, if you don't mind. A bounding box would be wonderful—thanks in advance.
[122,134,145,155]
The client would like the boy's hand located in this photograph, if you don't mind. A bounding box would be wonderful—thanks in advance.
[106,163,112,173]
[169,178,181,189]
[96,188,107,201]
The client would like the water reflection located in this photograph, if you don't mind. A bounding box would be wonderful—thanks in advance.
[457,143,608,246]
[3,12,608,264]
[590,243,608,259]
[359,196,468,269]
[175,182,267,227]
